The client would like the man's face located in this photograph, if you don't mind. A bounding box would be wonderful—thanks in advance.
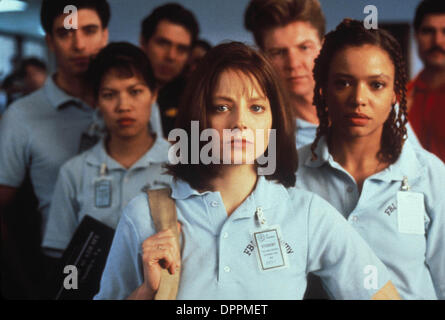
[416,14,445,69]
[141,19,192,86]
[24,65,47,93]
[46,8,109,77]
[262,21,322,103]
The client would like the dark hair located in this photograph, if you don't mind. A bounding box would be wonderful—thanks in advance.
[167,42,297,190]
[194,39,212,52]
[18,58,47,75]
[311,19,408,164]
[140,3,199,45]
[40,0,110,34]
[244,0,326,48]
[87,42,157,99]
[414,0,445,31]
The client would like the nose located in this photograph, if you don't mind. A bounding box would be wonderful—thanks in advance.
[116,93,132,113]
[166,46,177,61]
[433,30,445,46]
[232,105,249,130]
[285,49,303,70]
[72,31,86,51]
[350,82,367,107]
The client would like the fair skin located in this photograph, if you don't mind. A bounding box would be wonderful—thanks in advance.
[325,44,397,193]
[128,68,273,300]
[127,62,401,301]
[262,21,322,124]
[98,71,156,169]
[46,8,109,105]
[140,20,192,87]
[0,8,109,215]
[415,14,445,89]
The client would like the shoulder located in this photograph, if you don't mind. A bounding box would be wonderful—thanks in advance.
[287,186,336,215]
[6,88,48,116]
[58,149,90,176]
[297,144,313,166]
[120,192,156,239]
[408,144,445,182]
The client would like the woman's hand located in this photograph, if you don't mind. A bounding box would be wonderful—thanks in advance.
[127,223,181,300]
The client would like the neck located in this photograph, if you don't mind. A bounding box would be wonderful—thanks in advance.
[421,66,445,89]
[54,70,94,107]
[291,94,319,125]
[106,131,155,169]
[328,129,388,192]
[208,165,258,216]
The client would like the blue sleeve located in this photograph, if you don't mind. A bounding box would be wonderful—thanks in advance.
[42,163,80,251]
[406,122,422,149]
[94,194,150,300]
[0,106,31,187]
[424,155,445,299]
[306,194,392,299]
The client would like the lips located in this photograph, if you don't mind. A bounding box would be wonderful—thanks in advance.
[229,138,254,148]
[117,118,136,126]
[345,113,370,126]
[70,57,90,66]
[288,75,308,82]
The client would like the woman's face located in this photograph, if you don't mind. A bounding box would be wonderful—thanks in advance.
[208,68,273,165]
[325,44,396,140]
[98,69,155,140]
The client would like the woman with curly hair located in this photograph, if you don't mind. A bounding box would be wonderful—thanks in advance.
[296,19,445,299]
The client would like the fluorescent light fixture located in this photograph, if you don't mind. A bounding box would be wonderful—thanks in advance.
[0,0,28,12]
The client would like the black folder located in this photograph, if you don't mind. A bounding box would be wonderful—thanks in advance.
[55,215,115,300]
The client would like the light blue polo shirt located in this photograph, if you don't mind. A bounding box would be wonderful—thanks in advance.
[95,176,392,300]
[295,118,318,149]
[296,137,445,299]
[42,136,172,255]
[0,76,99,227]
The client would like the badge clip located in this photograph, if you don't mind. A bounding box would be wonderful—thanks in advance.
[400,176,410,192]
[255,207,266,227]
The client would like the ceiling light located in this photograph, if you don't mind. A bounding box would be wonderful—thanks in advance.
[0,0,28,13]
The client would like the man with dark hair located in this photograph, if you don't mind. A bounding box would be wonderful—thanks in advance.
[408,0,445,162]
[0,0,110,298]
[18,58,48,95]
[185,39,212,77]
[139,3,199,137]
[245,0,325,148]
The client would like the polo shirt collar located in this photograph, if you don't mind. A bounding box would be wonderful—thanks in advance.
[85,135,170,170]
[44,75,91,110]
[171,175,286,212]
[303,136,424,182]
[296,118,318,130]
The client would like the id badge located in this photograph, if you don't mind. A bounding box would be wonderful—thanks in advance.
[94,177,112,208]
[251,225,288,272]
[397,191,425,235]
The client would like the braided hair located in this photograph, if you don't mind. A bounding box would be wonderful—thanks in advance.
[311,19,408,164]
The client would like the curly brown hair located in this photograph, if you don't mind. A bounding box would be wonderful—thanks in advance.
[311,19,408,164]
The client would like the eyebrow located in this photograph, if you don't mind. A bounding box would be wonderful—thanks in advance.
[155,35,191,49]
[332,73,392,80]
[213,95,268,103]
[100,82,147,91]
